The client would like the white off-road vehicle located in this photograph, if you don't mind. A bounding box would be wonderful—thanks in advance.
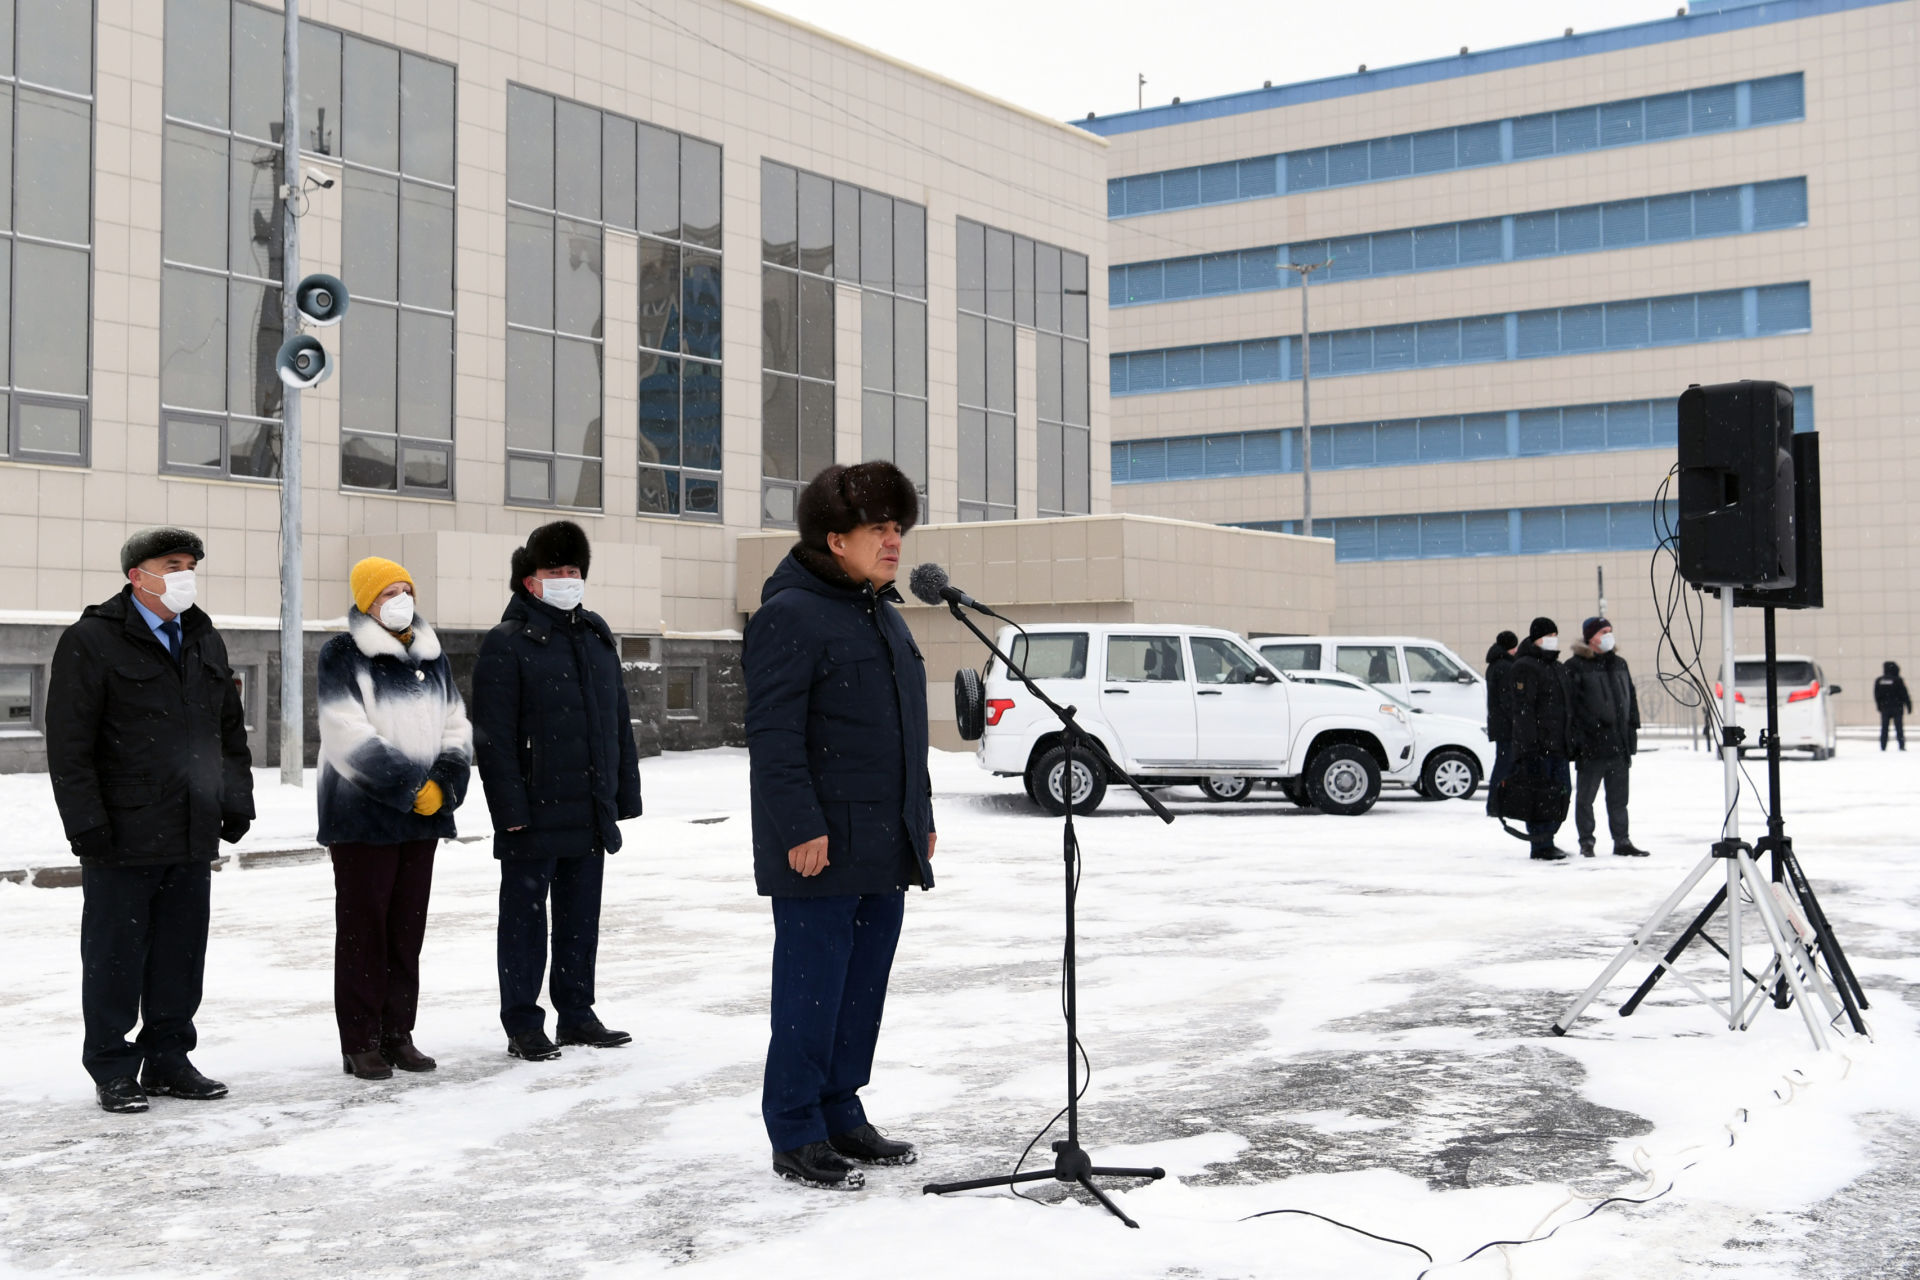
[956,622,1416,816]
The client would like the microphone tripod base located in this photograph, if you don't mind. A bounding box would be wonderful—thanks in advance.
[922,1142,1165,1228]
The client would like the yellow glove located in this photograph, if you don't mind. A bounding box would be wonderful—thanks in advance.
[412,780,444,816]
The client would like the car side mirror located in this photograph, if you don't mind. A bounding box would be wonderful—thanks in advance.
[1253,668,1277,684]
[1457,673,1476,684]
[1828,685,1843,695]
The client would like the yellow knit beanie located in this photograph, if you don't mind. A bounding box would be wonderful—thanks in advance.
[350,556,413,615]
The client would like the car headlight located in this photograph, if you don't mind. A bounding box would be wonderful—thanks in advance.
[1379,703,1406,724]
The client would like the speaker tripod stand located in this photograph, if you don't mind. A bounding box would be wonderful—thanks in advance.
[921,599,1168,1226]
[1553,592,1865,1047]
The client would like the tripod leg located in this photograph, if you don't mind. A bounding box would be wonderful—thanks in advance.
[1737,853,1829,1051]
[922,1169,1060,1196]
[1076,1176,1141,1228]
[1618,885,1726,1017]
[1554,853,1717,1034]
[1090,1165,1167,1181]
[1782,850,1871,1026]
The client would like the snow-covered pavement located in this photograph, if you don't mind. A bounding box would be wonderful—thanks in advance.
[1,745,1916,1279]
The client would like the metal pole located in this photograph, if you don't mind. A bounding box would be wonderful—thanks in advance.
[1280,259,1331,540]
[278,0,303,786]
[1719,589,1741,1026]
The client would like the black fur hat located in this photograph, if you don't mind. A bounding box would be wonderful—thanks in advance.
[796,462,920,550]
[511,520,591,591]
[120,526,205,574]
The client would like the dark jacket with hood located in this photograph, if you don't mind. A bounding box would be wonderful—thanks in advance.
[744,545,935,899]
[1875,663,1911,716]
[46,586,255,866]
[316,609,472,847]
[1507,636,1571,760]
[471,590,642,859]
[1485,643,1516,742]
[1565,640,1640,762]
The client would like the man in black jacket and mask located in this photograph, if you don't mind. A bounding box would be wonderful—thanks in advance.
[47,528,254,1113]
[1484,629,1518,817]
[473,521,642,1062]
[1508,616,1573,860]
[745,461,934,1191]
[1566,617,1649,858]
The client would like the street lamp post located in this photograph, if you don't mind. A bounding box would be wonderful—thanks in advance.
[279,0,304,786]
[1281,258,1331,539]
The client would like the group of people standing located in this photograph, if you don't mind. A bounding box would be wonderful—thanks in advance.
[1483,616,1650,862]
[45,459,936,1196]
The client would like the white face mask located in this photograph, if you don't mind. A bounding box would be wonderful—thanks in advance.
[1597,633,1616,653]
[378,593,415,632]
[1538,635,1560,652]
[141,568,197,614]
[539,577,585,611]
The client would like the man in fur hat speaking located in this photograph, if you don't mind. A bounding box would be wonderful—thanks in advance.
[743,461,936,1190]
[472,521,643,1063]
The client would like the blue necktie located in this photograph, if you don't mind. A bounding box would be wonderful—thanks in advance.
[160,618,182,665]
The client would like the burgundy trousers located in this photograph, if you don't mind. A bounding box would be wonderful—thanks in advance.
[330,840,437,1054]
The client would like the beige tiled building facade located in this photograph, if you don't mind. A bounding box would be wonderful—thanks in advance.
[1090,0,1916,727]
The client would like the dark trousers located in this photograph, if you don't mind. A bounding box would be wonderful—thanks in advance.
[1486,740,1512,816]
[79,862,212,1084]
[1526,755,1572,849]
[762,892,905,1152]
[331,840,437,1053]
[1575,757,1632,847]
[1883,712,1906,749]
[498,853,605,1037]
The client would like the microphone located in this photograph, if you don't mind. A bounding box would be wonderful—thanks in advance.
[908,562,1001,617]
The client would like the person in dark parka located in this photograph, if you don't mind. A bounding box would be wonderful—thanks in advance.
[472,521,642,1062]
[46,528,254,1113]
[1565,617,1649,858]
[745,461,935,1191]
[1483,629,1518,817]
[1507,616,1573,861]
[1875,661,1910,750]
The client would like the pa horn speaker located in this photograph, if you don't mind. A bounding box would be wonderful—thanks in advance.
[275,334,333,388]
[294,273,350,326]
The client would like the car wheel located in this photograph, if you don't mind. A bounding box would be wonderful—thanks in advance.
[1279,777,1312,808]
[1420,748,1481,802]
[1029,745,1108,816]
[1199,775,1253,802]
[1305,744,1381,816]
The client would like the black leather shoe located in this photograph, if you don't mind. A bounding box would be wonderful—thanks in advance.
[380,1035,437,1072]
[828,1123,917,1166]
[96,1076,149,1114]
[1613,842,1652,857]
[772,1141,865,1190]
[140,1060,228,1100]
[1530,846,1570,861]
[1578,840,1596,858]
[556,1020,632,1048]
[342,1050,394,1080]
[507,1030,562,1062]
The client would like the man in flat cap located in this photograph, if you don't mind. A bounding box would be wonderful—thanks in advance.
[47,528,254,1113]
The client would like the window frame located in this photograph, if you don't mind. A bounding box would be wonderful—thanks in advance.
[0,661,43,734]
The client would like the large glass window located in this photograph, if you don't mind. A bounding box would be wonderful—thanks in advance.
[957,218,1089,520]
[760,160,924,527]
[1,0,95,467]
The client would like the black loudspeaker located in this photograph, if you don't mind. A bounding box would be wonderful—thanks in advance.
[1677,380,1796,589]
[1734,431,1822,610]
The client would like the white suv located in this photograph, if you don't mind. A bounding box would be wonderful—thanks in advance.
[962,622,1416,816]
[1253,635,1487,723]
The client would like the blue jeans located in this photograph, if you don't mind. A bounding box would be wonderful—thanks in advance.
[762,892,905,1151]
[497,853,605,1036]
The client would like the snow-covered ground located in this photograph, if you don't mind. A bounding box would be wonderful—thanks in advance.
[1,744,1916,1279]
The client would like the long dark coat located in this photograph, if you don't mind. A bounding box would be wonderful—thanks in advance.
[471,591,642,859]
[46,587,254,866]
[1484,644,1516,742]
[1507,637,1571,761]
[744,547,935,899]
[1565,643,1640,762]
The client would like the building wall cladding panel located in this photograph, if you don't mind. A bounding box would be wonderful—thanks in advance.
[1100,0,1919,725]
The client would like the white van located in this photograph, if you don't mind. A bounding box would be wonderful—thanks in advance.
[1720,654,1842,760]
[960,622,1417,816]
[1252,635,1487,723]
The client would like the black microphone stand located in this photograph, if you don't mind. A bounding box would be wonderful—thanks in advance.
[921,597,1172,1227]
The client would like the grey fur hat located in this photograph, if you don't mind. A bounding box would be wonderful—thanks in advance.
[120,527,206,574]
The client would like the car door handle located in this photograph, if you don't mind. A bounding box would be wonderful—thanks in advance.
[1104,688,1129,694]
[1197,690,1223,696]
[1410,689,1431,694]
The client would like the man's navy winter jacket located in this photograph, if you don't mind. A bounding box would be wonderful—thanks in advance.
[471,590,642,860]
[316,609,472,847]
[744,546,935,899]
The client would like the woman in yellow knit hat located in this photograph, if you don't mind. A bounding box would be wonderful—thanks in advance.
[315,557,473,1079]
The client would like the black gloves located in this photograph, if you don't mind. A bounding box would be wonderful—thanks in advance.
[69,826,113,860]
[220,815,251,844]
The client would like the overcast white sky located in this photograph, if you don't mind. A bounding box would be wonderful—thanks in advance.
[755,0,1691,121]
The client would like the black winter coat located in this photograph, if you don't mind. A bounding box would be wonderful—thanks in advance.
[1484,644,1516,742]
[471,591,642,859]
[1507,638,1571,760]
[46,587,254,866]
[1874,668,1911,715]
[744,547,935,899]
[1565,644,1640,761]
